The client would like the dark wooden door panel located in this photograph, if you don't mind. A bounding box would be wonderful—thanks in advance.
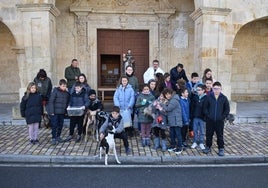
[97,29,149,89]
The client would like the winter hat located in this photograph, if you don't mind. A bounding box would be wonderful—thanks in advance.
[89,89,96,96]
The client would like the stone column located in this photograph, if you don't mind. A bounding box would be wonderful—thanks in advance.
[16,3,60,86]
[190,7,232,98]
[75,15,90,77]
[157,14,170,71]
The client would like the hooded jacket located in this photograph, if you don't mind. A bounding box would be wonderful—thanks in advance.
[163,94,183,127]
[203,92,230,122]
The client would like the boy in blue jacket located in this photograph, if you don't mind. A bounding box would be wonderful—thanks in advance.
[65,83,89,143]
[203,81,230,156]
[179,87,190,148]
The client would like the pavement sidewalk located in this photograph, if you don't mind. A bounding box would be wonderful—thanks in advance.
[0,122,267,165]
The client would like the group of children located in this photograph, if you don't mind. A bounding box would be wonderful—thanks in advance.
[20,79,102,145]
[20,66,230,157]
[133,71,230,157]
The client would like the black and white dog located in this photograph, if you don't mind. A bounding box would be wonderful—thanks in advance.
[99,126,121,165]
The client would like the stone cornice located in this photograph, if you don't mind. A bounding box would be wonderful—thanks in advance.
[16,3,60,17]
[70,0,176,17]
[12,47,25,54]
[190,7,232,21]
[70,8,176,17]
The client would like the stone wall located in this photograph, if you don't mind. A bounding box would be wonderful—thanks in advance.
[0,0,268,103]
[0,22,20,102]
[231,20,268,101]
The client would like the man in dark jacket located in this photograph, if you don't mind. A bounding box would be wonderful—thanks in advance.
[170,63,189,91]
[64,59,81,91]
[47,79,70,145]
[203,81,230,156]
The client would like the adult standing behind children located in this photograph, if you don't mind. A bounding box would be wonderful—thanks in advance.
[170,63,189,91]
[47,79,70,145]
[143,60,164,84]
[65,83,90,143]
[20,82,43,145]
[203,81,230,156]
[202,68,216,84]
[113,75,135,135]
[125,65,139,93]
[33,69,52,106]
[65,59,81,91]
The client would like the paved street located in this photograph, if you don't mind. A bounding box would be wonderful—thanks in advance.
[0,165,267,188]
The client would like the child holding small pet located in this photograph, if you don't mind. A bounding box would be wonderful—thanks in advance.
[99,106,131,154]
[20,82,43,145]
[135,84,155,147]
[152,93,168,151]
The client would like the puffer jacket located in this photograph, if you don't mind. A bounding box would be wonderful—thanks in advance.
[179,96,190,125]
[113,84,135,111]
[69,88,90,108]
[191,93,207,120]
[47,87,70,115]
[20,92,43,124]
[135,92,155,123]
[163,94,183,127]
[33,77,52,101]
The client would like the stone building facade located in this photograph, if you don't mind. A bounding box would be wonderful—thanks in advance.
[0,0,267,103]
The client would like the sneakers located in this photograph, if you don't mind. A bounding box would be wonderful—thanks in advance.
[125,147,131,155]
[30,139,35,145]
[57,137,64,143]
[191,142,197,149]
[51,138,57,145]
[174,148,183,155]
[218,148,225,156]
[64,135,73,142]
[203,147,211,154]
[199,143,205,150]
[76,135,81,143]
[182,142,188,147]
[167,146,176,152]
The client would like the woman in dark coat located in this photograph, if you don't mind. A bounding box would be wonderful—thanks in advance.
[20,82,43,145]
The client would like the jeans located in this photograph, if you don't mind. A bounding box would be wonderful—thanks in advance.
[193,118,205,144]
[50,114,65,139]
[206,119,225,149]
[153,127,166,139]
[169,126,182,148]
[181,125,189,143]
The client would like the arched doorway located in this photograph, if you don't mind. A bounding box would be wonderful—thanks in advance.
[231,18,268,101]
[0,22,19,102]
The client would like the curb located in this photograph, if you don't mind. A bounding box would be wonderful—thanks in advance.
[0,154,267,165]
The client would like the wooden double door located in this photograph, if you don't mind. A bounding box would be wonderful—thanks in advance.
[97,29,149,88]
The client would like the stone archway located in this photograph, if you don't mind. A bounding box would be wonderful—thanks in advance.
[0,22,19,102]
[231,18,268,101]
